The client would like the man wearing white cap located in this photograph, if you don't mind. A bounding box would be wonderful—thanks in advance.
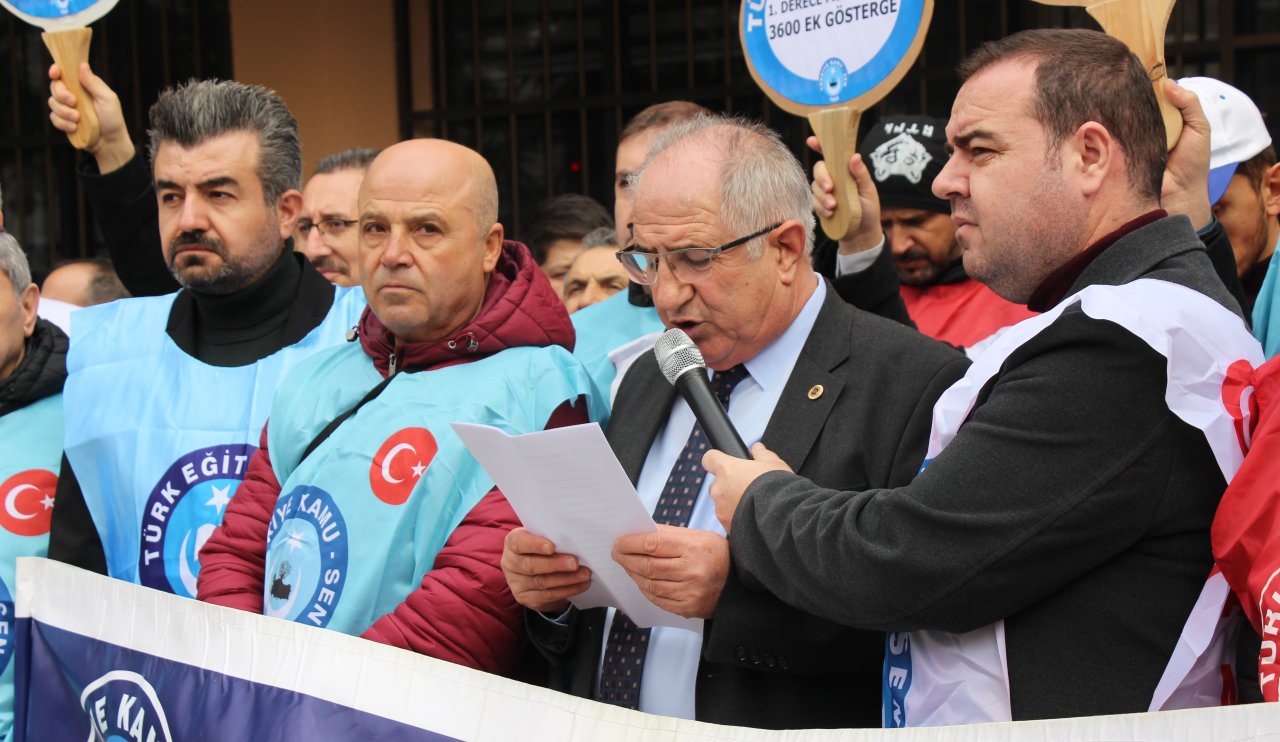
[1180,77,1278,337]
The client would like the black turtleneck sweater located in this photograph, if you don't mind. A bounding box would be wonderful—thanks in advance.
[165,248,337,367]
[48,245,339,572]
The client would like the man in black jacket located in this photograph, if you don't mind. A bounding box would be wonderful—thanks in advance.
[705,29,1261,725]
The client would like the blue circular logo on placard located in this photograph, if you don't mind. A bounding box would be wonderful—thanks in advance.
[820,58,848,100]
[11,0,102,18]
[138,444,256,598]
[263,485,348,628]
[742,0,925,106]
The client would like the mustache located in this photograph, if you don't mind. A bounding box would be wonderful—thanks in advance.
[309,255,347,274]
[169,231,228,257]
[895,247,929,264]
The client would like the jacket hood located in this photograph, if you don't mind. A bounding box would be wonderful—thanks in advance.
[0,318,68,416]
[359,240,575,375]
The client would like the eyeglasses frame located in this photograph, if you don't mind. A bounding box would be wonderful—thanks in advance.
[614,222,783,285]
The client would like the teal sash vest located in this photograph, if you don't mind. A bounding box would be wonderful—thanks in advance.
[261,342,605,635]
[571,292,664,398]
[0,393,64,737]
[63,288,365,596]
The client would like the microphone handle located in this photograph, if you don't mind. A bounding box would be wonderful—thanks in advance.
[674,369,752,459]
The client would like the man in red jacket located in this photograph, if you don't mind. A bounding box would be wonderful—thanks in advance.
[196,139,603,675]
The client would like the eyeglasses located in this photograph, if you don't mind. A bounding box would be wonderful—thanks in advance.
[615,223,781,285]
[296,218,358,239]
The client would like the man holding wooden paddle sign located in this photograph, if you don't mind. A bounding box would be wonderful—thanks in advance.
[708,24,1264,727]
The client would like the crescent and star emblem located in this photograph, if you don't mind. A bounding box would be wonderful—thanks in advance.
[380,442,428,484]
[369,428,438,505]
[0,469,57,537]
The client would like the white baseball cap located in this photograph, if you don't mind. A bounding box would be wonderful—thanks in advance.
[1178,76,1272,205]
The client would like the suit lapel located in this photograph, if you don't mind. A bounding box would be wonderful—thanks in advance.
[760,286,852,472]
[609,284,856,477]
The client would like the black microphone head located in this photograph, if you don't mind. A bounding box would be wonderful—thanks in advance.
[653,328,705,386]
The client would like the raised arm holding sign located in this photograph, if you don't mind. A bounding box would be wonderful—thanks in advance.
[1,0,118,149]
[739,0,934,240]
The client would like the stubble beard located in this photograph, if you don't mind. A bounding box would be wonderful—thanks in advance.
[961,170,1085,304]
[167,223,283,295]
[1237,205,1272,276]
[897,247,946,287]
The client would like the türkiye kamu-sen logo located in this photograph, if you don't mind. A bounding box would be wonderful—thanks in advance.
[138,445,256,598]
[81,670,173,742]
[263,485,349,628]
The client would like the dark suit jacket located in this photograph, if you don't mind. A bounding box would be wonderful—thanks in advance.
[729,216,1250,720]
[528,283,969,729]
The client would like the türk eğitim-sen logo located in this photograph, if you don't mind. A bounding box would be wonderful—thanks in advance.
[138,445,256,598]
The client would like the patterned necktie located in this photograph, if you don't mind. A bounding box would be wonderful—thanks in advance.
[598,364,749,710]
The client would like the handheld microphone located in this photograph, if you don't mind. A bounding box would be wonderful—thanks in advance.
[653,328,752,460]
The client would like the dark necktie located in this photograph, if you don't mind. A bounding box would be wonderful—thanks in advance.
[598,364,749,710]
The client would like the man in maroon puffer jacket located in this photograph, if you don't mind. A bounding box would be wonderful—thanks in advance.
[196,139,601,675]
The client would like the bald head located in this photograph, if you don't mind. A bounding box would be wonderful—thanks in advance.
[362,139,498,230]
[357,138,505,344]
[42,259,129,307]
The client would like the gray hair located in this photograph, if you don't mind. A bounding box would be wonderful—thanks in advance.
[147,79,302,206]
[0,232,32,296]
[581,226,619,249]
[48,257,130,304]
[633,114,815,256]
[314,147,381,176]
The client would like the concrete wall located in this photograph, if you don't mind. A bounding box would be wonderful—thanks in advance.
[228,0,402,178]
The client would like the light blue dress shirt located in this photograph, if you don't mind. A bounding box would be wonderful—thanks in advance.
[596,277,827,719]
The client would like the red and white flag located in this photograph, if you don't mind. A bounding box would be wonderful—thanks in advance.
[1212,355,1280,701]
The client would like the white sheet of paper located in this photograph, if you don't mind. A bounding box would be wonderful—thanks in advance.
[452,422,698,631]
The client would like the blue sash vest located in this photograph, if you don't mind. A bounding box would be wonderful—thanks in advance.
[571,292,664,397]
[0,394,64,737]
[261,342,606,635]
[63,288,365,597]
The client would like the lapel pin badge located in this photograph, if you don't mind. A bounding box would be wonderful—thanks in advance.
[807,384,824,400]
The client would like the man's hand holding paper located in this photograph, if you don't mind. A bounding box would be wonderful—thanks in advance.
[500,528,592,615]
[611,524,729,619]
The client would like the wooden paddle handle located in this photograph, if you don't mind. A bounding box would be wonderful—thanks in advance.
[1084,0,1181,150]
[42,28,100,150]
[808,107,863,241]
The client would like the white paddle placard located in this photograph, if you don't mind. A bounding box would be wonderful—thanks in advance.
[740,0,935,239]
[2,0,120,149]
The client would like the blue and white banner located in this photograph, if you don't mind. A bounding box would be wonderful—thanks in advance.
[11,558,1280,741]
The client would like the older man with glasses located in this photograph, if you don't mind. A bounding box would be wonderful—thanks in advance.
[501,113,968,730]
